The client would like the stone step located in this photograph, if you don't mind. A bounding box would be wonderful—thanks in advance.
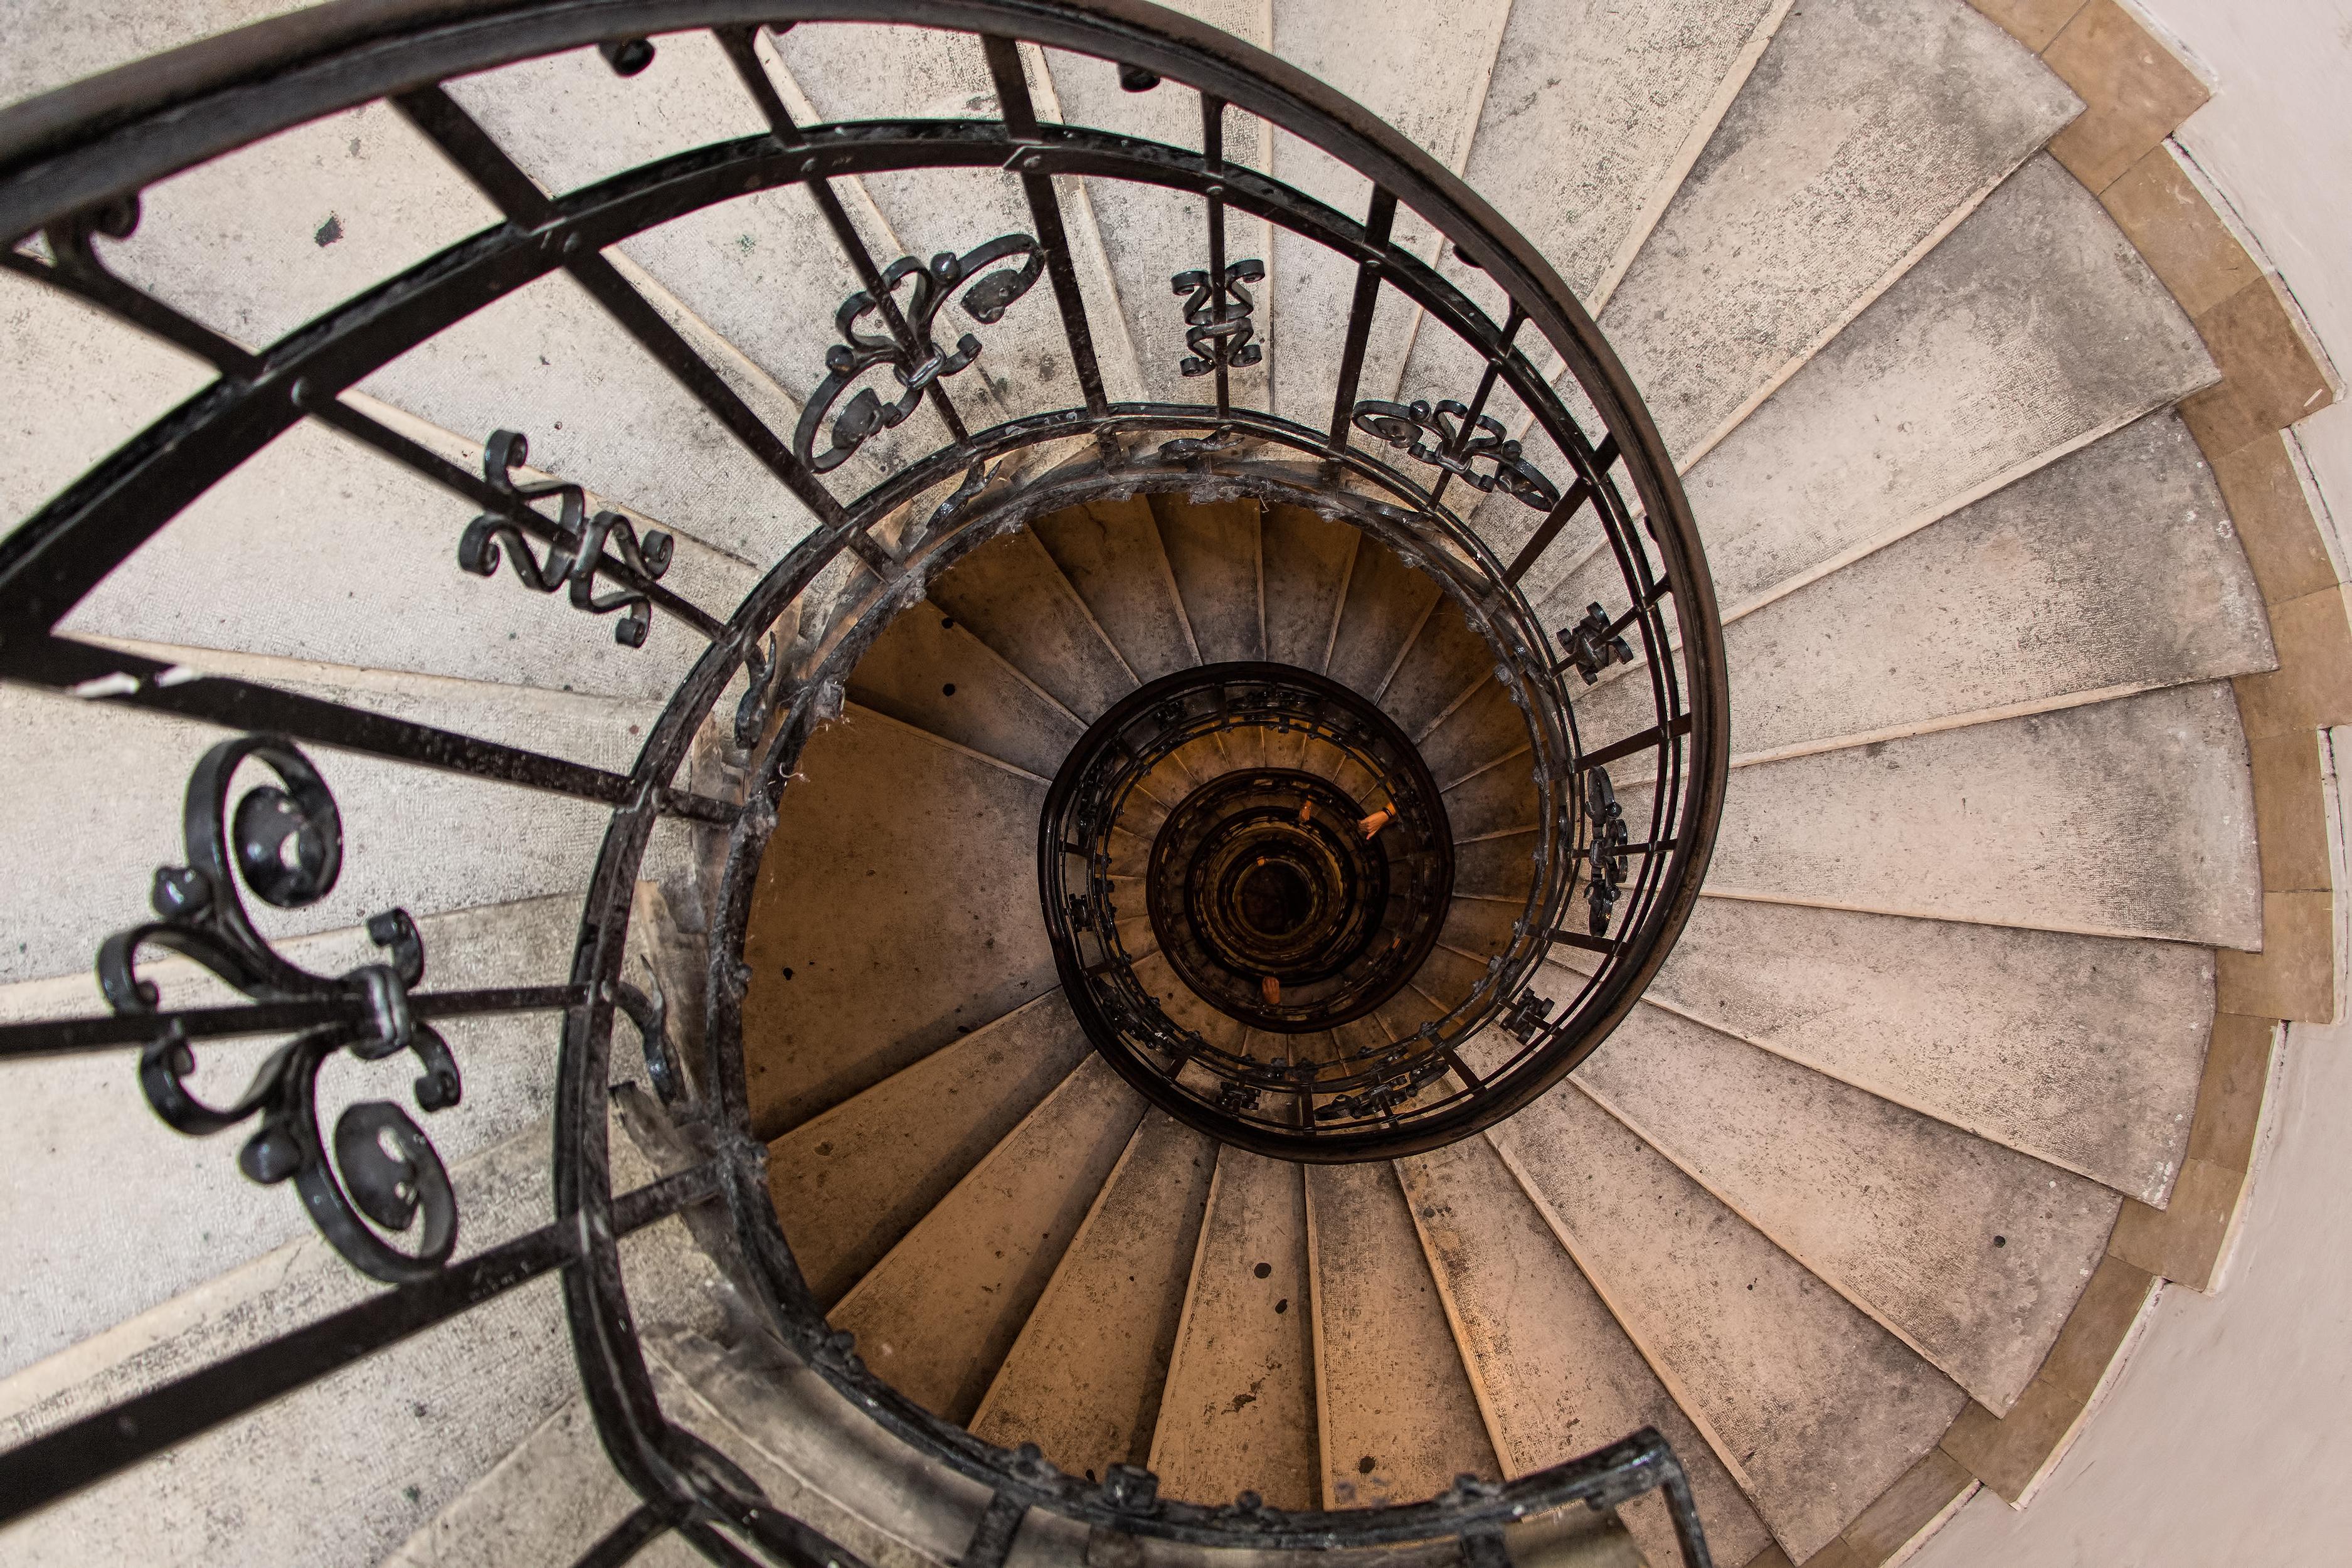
[828,1052,1144,1424]
[739,712,1055,1140]
[1327,539,1444,705]
[1303,1161,1496,1507]
[767,991,1096,1310]
[1032,499,1201,682]
[1571,1000,2121,1413]
[1702,681,2260,947]
[1148,1145,1320,1510]
[926,527,1139,723]
[1382,597,1497,743]
[1601,0,2078,461]
[1153,495,1268,667]
[968,1110,1218,1480]
[844,599,1086,777]
[1261,505,1362,672]
[1568,410,2275,762]
[1397,1138,1772,1568]
[1564,898,2211,1205]
[1491,1086,1967,1563]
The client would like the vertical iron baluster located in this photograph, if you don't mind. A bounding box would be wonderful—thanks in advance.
[981,34,1111,419]
[1504,432,1619,586]
[1429,299,1525,510]
[1200,92,1234,419]
[1327,187,1399,450]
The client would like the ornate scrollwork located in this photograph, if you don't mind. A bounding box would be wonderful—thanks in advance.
[1170,259,1264,376]
[1584,767,1629,938]
[794,235,1045,473]
[1559,602,1633,684]
[1350,398,1559,511]
[98,734,464,1285]
[458,429,674,648]
[1500,988,1554,1044]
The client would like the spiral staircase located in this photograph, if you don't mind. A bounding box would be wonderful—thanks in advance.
[0,2,2311,1566]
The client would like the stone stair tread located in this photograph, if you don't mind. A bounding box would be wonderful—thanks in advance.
[1032,500,1200,682]
[741,714,1054,1140]
[1381,600,1496,742]
[1261,505,1361,671]
[1703,681,2260,947]
[1152,494,1266,667]
[968,1110,1217,1480]
[845,601,1084,778]
[926,529,1138,722]
[1327,541,1444,704]
[1492,1086,1967,1563]
[1572,1002,2121,1414]
[829,1051,1145,1424]
[1398,1138,1772,1568]
[1148,1145,1319,1511]
[769,991,1096,1310]
[1421,678,1531,788]
[1305,1161,1498,1507]
[1601,0,2079,458]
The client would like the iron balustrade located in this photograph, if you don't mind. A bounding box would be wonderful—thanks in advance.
[0,4,1729,1565]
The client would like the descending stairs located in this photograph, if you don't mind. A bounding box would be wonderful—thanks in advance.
[0,2,2289,1567]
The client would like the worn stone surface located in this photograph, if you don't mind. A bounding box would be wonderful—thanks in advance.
[769,993,1094,1309]
[1326,539,1444,704]
[1261,506,1362,670]
[741,714,1054,1139]
[1150,1147,1318,1510]
[1382,598,1497,741]
[2040,0,2210,193]
[1033,499,1200,681]
[845,604,1083,777]
[1574,1004,2121,1414]
[1398,1139,1773,1568]
[970,1111,1217,1480]
[2096,140,2260,320]
[1705,682,2261,947]
[1493,1087,1966,1563]
[829,1053,1143,1424]
[1304,1162,1496,1507]
[1154,495,1266,666]
[1599,0,2077,457]
[926,527,1140,721]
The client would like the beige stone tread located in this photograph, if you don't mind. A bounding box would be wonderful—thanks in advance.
[1571,1001,2120,1413]
[926,528,1138,722]
[1397,1138,1772,1568]
[1453,832,1541,903]
[1152,494,1267,667]
[767,991,1095,1310]
[1133,949,1250,1052]
[1422,677,1533,790]
[1571,410,2275,760]
[1554,153,2219,629]
[1600,0,2079,458]
[827,1052,1145,1425]
[1382,599,1498,741]
[1261,506,1362,670]
[844,600,1084,777]
[1303,1160,1497,1508]
[1578,898,2211,1204]
[1148,1145,1320,1511]
[1441,749,1542,843]
[1265,0,1513,425]
[1417,943,1497,1012]
[1327,539,1445,703]
[1703,681,2260,947]
[1032,499,1201,682]
[1492,1086,1967,1564]
[741,714,1054,1140]
[968,1110,1217,1480]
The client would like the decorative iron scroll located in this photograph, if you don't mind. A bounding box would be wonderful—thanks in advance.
[1350,398,1559,510]
[1560,601,1633,684]
[1584,767,1629,937]
[794,235,1045,473]
[1170,258,1264,376]
[458,428,675,648]
[98,734,462,1284]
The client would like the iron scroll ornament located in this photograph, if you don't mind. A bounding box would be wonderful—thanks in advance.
[1170,257,1264,376]
[97,734,463,1285]
[1350,398,1560,510]
[795,233,1046,473]
[459,428,675,649]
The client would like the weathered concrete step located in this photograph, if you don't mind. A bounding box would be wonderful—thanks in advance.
[1570,411,2275,761]
[1033,500,1200,682]
[0,892,589,1377]
[968,1110,1217,1480]
[768,991,1095,1310]
[1397,1138,1772,1568]
[829,1051,1144,1424]
[1572,1002,2121,1413]
[1421,677,1532,791]
[1153,495,1267,667]
[740,712,1054,1140]
[845,600,1085,778]
[1304,1161,1497,1508]
[1327,539,1443,706]
[1261,506,1360,672]
[1149,1145,1318,1510]
[1491,1087,1967,1563]
[926,527,1138,723]
[1382,598,1497,743]
[1568,898,2212,1205]
[1702,681,2260,947]
[1601,0,2078,459]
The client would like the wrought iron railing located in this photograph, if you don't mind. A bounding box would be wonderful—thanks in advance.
[0,2,1728,1564]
